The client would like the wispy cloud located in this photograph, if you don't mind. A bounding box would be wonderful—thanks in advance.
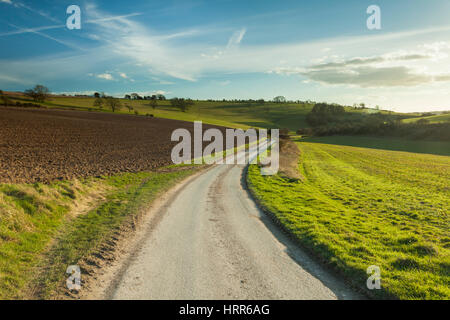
[8,1,61,23]
[0,24,65,36]
[7,23,84,50]
[309,54,430,70]
[226,28,246,49]
[0,12,142,36]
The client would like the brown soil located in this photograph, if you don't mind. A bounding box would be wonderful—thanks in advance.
[278,138,303,181]
[0,107,227,184]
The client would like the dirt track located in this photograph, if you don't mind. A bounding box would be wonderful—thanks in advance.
[89,145,361,299]
[0,107,226,184]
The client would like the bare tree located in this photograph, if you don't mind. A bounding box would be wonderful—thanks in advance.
[105,97,121,112]
[150,99,158,110]
[24,85,50,102]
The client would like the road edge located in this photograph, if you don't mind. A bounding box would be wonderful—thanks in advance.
[70,165,215,300]
[243,164,379,300]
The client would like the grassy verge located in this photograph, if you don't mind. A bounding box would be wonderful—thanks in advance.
[0,166,202,299]
[247,140,449,299]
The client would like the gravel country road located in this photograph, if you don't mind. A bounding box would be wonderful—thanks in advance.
[106,148,362,299]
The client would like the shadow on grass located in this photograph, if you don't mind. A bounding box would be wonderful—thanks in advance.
[298,135,450,157]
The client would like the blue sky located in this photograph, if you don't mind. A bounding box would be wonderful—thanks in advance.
[1,0,450,112]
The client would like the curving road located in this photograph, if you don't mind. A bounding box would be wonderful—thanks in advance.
[105,154,362,300]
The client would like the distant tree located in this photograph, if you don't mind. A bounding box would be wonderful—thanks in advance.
[124,94,131,100]
[94,92,100,98]
[156,94,166,100]
[93,97,103,108]
[105,97,121,112]
[273,96,286,103]
[170,98,194,112]
[150,99,158,110]
[24,85,50,102]
[0,93,12,106]
[125,104,133,112]
[131,93,143,100]
[306,102,346,126]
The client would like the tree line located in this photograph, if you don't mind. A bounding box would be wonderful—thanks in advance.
[298,103,450,141]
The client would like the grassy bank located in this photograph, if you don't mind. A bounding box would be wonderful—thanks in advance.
[247,139,449,299]
[0,165,201,299]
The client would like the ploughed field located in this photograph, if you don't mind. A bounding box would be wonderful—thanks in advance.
[0,107,225,183]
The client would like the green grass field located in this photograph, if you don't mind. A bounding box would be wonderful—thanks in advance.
[403,113,450,124]
[9,94,314,131]
[301,135,450,156]
[0,165,201,299]
[247,140,450,299]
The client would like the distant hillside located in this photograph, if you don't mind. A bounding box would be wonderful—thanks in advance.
[1,92,314,130]
[403,112,450,124]
[1,92,429,131]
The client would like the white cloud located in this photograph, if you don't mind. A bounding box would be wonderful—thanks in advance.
[97,73,114,80]
[301,66,433,87]
[113,90,169,98]
[270,45,450,88]
[119,72,128,79]
[55,91,98,96]
[1,0,12,4]
[226,28,246,49]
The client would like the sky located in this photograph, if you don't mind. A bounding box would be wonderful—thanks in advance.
[1,0,450,112]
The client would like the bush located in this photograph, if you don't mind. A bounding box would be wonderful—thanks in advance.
[170,98,194,112]
[306,103,346,126]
